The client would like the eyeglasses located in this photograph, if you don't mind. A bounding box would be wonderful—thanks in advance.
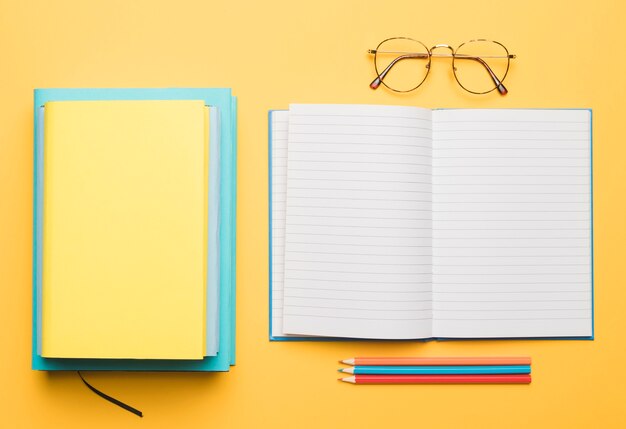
[368,37,516,95]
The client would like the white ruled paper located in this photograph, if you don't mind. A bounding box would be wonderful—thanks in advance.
[270,111,291,338]
[431,109,593,338]
[281,104,434,339]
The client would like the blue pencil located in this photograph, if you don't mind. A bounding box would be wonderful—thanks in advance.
[339,365,531,375]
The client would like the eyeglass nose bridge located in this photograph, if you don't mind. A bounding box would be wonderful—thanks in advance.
[428,44,455,70]
[430,44,454,52]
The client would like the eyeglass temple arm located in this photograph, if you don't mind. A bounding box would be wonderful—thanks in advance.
[369,50,513,95]
[369,51,429,90]
[454,54,508,95]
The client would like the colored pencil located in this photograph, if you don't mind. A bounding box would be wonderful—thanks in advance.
[339,365,531,375]
[340,357,531,366]
[339,374,531,384]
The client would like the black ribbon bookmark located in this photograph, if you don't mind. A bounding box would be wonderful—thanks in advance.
[77,371,143,417]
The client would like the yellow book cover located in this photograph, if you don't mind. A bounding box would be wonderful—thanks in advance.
[41,100,207,360]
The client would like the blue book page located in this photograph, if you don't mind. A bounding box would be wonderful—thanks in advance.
[206,106,221,357]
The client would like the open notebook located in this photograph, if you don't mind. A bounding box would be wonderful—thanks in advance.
[269,104,593,340]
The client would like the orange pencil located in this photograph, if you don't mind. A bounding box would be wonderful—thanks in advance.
[339,374,531,384]
[340,357,531,366]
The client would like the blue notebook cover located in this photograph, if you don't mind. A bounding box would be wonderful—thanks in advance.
[32,88,237,371]
[268,108,594,342]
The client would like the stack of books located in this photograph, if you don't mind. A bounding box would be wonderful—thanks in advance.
[32,88,237,372]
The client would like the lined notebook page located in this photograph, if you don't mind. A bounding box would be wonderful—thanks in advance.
[270,110,299,338]
[431,109,592,338]
[282,104,433,339]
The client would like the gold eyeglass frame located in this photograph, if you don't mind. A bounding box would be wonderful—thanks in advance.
[368,37,516,95]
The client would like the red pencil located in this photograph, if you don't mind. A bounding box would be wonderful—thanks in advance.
[339,374,531,384]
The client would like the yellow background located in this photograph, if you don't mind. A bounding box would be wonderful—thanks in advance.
[1,0,625,427]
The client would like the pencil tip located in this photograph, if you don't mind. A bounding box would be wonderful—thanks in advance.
[340,376,356,384]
